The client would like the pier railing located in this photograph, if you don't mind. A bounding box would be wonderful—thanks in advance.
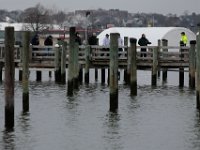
[0,44,190,67]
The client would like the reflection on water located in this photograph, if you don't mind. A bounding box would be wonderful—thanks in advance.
[0,69,200,150]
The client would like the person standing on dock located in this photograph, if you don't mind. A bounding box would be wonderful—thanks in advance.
[88,32,98,45]
[44,35,53,56]
[102,34,110,56]
[31,34,40,56]
[180,32,188,46]
[138,34,151,57]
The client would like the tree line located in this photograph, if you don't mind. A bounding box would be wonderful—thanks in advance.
[0,3,200,33]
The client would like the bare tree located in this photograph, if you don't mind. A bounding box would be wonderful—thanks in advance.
[22,3,51,33]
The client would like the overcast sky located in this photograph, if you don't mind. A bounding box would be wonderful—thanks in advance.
[1,0,200,15]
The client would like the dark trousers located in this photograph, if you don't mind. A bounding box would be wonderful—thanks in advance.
[140,48,147,57]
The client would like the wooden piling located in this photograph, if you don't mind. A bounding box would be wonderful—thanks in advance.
[55,40,62,83]
[196,24,200,109]
[189,40,196,89]
[22,31,30,112]
[101,68,105,84]
[179,42,184,88]
[109,33,119,112]
[126,41,132,85]
[61,41,67,84]
[124,36,128,83]
[19,69,22,81]
[36,70,42,81]
[67,27,75,96]
[4,27,15,129]
[95,69,98,81]
[0,62,3,82]
[157,40,161,78]
[85,45,90,84]
[78,67,83,84]
[162,39,168,82]
[152,47,158,86]
[73,42,79,89]
[130,38,137,96]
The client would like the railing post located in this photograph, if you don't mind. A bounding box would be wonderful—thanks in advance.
[189,40,196,89]
[109,33,119,112]
[130,38,137,96]
[196,24,200,109]
[22,31,30,112]
[152,47,158,86]
[162,39,168,82]
[4,27,15,129]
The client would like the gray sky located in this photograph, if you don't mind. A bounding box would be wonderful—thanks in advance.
[1,0,200,15]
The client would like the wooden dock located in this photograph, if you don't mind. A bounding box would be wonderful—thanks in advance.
[1,27,200,129]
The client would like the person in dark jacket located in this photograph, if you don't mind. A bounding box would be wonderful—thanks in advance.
[138,34,151,57]
[75,32,82,45]
[31,34,39,56]
[88,33,98,45]
[44,35,53,56]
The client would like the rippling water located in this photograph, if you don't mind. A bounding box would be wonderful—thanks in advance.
[0,69,200,150]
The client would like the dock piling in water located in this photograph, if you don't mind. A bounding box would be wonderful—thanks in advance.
[152,47,158,86]
[22,31,30,112]
[189,40,196,89]
[162,39,168,82]
[4,27,15,129]
[196,24,200,109]
[109,33,119,112]
[67,27,76,96]
[130,38,137,96]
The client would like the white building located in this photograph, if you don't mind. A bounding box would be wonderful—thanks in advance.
[97,27,196,46]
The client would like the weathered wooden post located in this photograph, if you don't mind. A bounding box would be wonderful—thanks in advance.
[67,27,75,96]
[78,67,83,84]
[109,33,119,112]
[4,27,15,129]
[61,41,67,84]
[85,45,90,84]
[162,39,168,82]
[54,39,62,83]
[36,70,42,81]
[179,42,184,88]
[189,40,196,89]
[22,31,30,112]
[124,36,128,83]
[95,68,98,81]
[19,69,22,81]
[0,62,3,82]
[157,40,161,78]
[73,42,79,89]
[101,68,105,84]
[130,38,137,96]
[126,40,132,85]
[196,24,200,109]
[152,47,158,86]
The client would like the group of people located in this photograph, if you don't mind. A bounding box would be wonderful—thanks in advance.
[30,31,188,58]
[31,34,53,56]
